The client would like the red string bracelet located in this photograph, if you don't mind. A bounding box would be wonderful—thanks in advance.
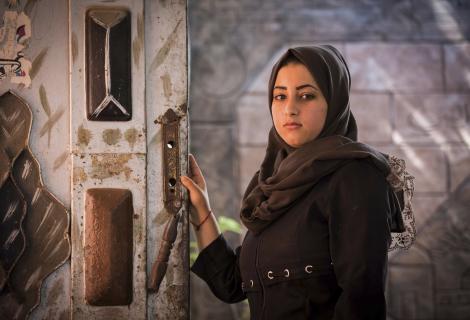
[190,210,212,231]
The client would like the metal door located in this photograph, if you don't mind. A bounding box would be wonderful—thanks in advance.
[0,0,189,319]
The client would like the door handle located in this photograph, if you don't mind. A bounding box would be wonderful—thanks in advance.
[160,108,183,213]
[149,108,182,291]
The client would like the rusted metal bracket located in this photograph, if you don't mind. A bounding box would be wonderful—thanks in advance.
[156,108,182,214]
[149,108,182,291]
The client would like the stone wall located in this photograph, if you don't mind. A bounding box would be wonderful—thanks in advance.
[188,1,470,319]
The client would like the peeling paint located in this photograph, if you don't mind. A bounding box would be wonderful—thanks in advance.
[134,212,144,243]
[178,102,187,114]
[162,285,186,317]
[124,128,139,148]
[150,19,182,72]
[71,33,78,63]
[161,72,172,99]
[30,48,48,80]
[77,125,92,147]
[90,154,132,180]
[165,264,174,286]
[73,167,87,184]
[102,128,122,145]
[0,11,32,87]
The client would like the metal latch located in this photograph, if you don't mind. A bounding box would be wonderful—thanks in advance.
[149,108,183,291]
[160,108,182,213]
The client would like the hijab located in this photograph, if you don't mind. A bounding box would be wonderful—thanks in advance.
[240,45,405,235]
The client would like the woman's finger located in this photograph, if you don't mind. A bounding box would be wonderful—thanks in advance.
[188,154,201,175]
[180,175,201,194]
[188,154,206,187]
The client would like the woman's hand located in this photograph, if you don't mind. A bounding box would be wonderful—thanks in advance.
[180,154,211,216]
[181,154,220,250]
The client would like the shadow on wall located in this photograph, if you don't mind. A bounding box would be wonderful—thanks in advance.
[387,176,470,320]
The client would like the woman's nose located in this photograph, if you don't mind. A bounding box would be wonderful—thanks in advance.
[284,97,299,115]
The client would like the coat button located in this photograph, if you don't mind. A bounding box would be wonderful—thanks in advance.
[284,269,290,277]
[267,271,274,280]
[250,280,254,287]
[305,265,313,273]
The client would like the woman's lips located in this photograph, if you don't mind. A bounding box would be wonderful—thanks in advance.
[284,122,302,129]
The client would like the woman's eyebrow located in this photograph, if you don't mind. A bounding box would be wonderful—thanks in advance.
[296,84,318,91]
[273,84,319,91]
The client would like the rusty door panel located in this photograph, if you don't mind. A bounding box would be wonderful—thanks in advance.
[0,0,188,318]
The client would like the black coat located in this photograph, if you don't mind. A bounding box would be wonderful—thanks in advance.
[191,160,394,319]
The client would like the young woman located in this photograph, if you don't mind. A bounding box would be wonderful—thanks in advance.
[181,45,406,320]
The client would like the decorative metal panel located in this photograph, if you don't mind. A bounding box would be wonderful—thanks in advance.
[0,177,26,292]
[0,91,70,319]
[86,9,131,121]
[71,153,147,319]
[0,90,31,160]
[0,148,9,187]
[71,1,147,318]
[85,188,133,306]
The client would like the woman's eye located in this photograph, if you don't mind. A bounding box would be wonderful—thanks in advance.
[274,94,286,100]
[300,93,315,100]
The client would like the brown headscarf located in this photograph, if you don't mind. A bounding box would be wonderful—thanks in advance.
[240,45,404,234]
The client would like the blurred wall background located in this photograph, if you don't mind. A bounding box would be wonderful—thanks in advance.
[188,1,470,319]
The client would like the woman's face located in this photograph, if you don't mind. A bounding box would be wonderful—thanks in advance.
[271,62,328,148]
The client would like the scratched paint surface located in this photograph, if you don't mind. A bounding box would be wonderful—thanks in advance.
[70,0,148,319]
[1,0,188,318]
[0,92,70,319]
[8,148,70,319]
[0,0,70,207]
[0,1,73,319]
[145,0,189,319]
